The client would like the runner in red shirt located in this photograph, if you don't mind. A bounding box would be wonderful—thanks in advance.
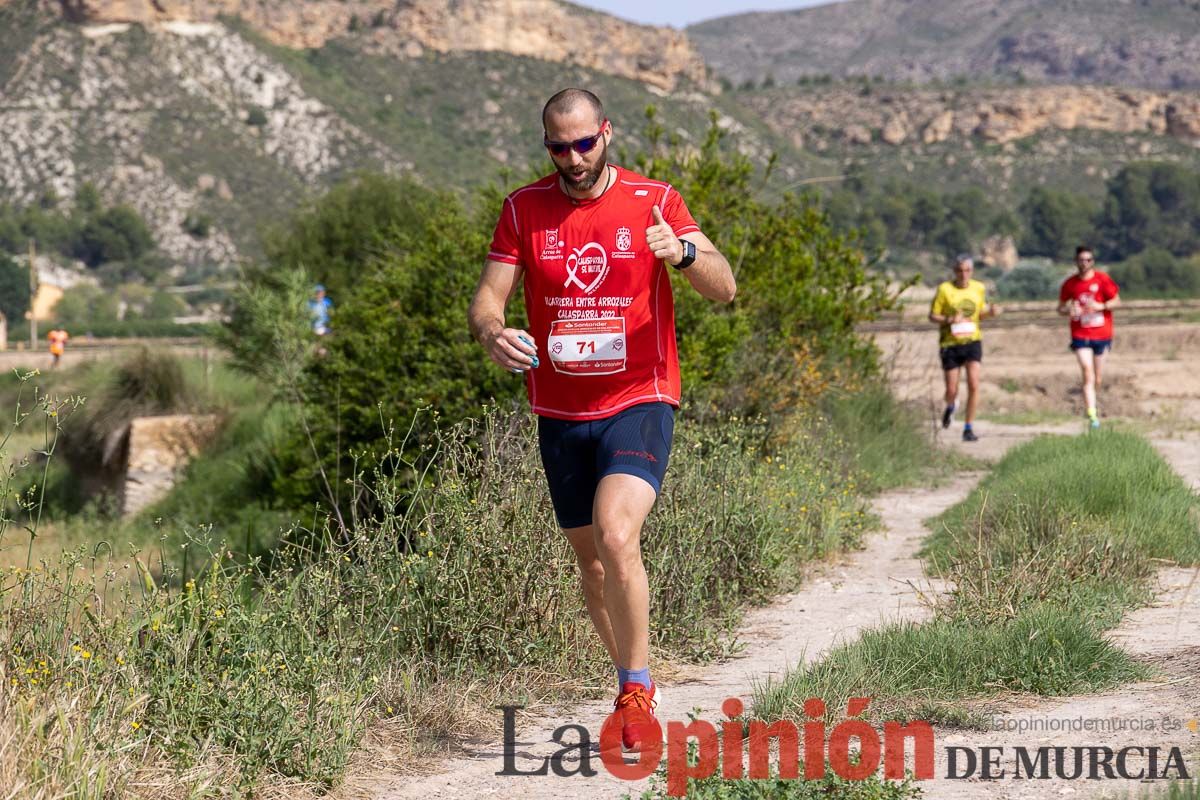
[468,88,735,752]
[1057,245,1121,429]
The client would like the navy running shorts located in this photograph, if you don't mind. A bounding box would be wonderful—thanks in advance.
[939,340,982,371]
[1070,338,1112,355]
[536,402,675,529]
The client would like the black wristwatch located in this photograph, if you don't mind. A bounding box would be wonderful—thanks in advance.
[674,239,697,270]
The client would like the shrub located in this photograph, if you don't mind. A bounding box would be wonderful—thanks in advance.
[0,252,30,323]
[1109,248,1200,298]
[228,114,903,511]
[996,260,1062,300]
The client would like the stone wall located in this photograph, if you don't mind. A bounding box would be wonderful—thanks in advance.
[122,413,218,516]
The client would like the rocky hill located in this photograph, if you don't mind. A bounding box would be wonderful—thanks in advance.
[689,0,1200,90]
[24,0,708,90]
[3,0,1200,281]
[0,0,722,273]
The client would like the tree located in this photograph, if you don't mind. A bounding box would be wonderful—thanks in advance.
[1019,187,1098,260]
[260,173,453,301]
[1097,162,1200,259]
[0,253,30,323]
[227,114,905,511]
[1109,248,1200,297]
[73,205,155,267]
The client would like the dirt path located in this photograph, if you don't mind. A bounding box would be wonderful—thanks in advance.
[366,424,1199,800]
[370,475,981,800]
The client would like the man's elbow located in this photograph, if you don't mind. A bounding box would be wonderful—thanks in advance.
[715,280,736,304]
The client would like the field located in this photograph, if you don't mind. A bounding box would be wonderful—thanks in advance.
[873,308,1200,429]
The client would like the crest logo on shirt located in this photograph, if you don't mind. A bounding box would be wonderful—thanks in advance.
[616,227,632,252]
[541,229,563,261]
[564,242,610,295]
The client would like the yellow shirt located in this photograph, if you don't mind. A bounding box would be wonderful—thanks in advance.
[930,280,987,347]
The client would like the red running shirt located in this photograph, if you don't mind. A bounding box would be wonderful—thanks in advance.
[488,165,701,420]
[1059,270,1119,340]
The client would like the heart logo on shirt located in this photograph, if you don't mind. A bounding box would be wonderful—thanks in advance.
[564,242,610,295]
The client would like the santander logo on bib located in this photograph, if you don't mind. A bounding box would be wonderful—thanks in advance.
[564,242,610,295]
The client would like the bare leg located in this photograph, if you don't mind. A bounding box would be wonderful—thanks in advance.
[964,360,981,423]
[1073,347,1097,412]
[943,367,960,408]
[563,525,619,663]
[591,473,657,671]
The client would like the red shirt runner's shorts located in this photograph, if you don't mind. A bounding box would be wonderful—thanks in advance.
[1059,270,1119,340]
[487,165,701,421]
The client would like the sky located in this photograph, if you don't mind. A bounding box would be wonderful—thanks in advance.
[573,0,832,28]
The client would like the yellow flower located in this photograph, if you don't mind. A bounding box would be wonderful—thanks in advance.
[426,550,433,558]
[213,609,225,619]
[131,721,141,730]
[81,651,92,660]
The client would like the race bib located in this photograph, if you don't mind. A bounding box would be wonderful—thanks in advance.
[950,321,977,338]
[1080,311,1104,328]
[547,318,627,375]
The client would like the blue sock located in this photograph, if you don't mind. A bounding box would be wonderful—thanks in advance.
[618,666,651,691]
[964,422,973,432]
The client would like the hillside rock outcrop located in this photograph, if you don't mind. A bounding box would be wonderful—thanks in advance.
[23,0,709,90]
[744,85,1200,149]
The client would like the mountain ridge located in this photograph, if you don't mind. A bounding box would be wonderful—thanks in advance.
[689,0,1200,90]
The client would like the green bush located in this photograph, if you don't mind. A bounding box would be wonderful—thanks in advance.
[995,261,1062,300]
[1109,247,1200,298]
[228,114,903,510]
[1098,161,1200,259]
[1019,186,1098,261]
[0,252,30,323]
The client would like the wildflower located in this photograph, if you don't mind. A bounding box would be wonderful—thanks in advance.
[81,651,92,660]
[213,609,225,619]
[426,550,433,558]
[131,721,141,730]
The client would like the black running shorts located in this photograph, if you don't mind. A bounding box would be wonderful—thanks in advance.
[536,402,675,529]
[940,341,982,371]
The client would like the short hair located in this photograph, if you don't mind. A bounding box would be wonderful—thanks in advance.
[1075,245,1094,257]
[542,88,605,130]
[954,253,973,267]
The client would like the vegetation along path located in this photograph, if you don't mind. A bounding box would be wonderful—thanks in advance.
[362,422,1199,800]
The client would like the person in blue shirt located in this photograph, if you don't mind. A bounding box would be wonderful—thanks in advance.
[308,283,332,335]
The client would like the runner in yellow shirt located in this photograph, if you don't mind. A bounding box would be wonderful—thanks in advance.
[928,255,1001,442]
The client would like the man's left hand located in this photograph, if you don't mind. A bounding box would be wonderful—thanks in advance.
[646,205,683,266]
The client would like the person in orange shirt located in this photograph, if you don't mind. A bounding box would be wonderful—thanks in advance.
[47,328,69,368]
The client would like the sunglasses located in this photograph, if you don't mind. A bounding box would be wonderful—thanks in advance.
[544,119,608,156]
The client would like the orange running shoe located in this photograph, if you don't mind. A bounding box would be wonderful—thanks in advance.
[604,681,662,752]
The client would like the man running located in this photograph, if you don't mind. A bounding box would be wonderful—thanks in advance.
[1058,245,1120,429]
[468,88,735,751]
[47,328,69,369]
[928,254,1000,442]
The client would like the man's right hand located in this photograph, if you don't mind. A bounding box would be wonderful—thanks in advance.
[484,327,538,371]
